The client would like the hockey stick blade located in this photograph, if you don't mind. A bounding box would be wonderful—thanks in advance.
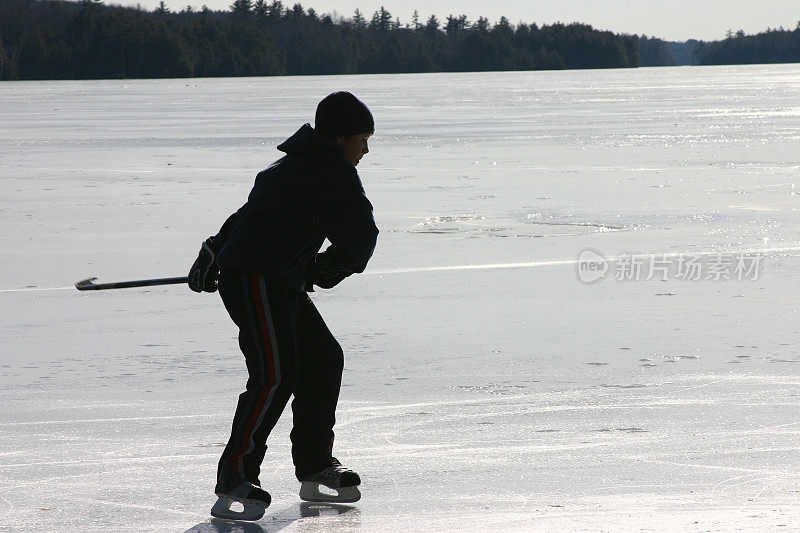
[75,276,188,291]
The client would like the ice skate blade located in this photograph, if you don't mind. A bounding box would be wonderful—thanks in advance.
[210,496,266,521]
[299,482,361,503]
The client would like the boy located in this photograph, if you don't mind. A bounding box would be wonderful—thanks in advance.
[188,91,379,521]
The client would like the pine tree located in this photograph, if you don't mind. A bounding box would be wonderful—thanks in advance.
[154,1,170,15]
[289,3,304,20]
[266,1,284,22]
[253,0,268,22]
[444,14,469,34]
[231,0,253,18]
[352,9,365,27]
[370,6,392,32]
[425,14,440,33]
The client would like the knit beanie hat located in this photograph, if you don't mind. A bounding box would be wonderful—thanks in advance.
[315,91,374,138]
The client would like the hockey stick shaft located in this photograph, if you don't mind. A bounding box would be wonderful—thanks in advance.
[75,276,188,291]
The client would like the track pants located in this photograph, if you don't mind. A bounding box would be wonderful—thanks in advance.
[215,270,344,494]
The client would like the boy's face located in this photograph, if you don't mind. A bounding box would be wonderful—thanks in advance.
[336,133,372,166]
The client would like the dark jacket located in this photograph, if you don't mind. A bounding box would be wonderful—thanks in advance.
[213,124,379,292]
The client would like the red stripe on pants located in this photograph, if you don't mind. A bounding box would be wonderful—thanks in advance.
[231,275,278,475]
[250,275,277,385]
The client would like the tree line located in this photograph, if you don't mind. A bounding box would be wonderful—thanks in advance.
[637,24,800,67]
[1,0,798,80]
[696,24,800,65]
[1,0,639,80]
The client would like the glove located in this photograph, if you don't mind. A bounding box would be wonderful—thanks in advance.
[188,237,220,293]
[312,246,352,289]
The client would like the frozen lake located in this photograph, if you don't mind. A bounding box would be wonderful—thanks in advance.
[2,64,800,532]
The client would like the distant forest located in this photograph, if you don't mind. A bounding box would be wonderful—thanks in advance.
[696,26,800,65]
[1,0,799,80]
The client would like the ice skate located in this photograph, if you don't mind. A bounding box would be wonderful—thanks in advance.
[298,457,361,503]
[211,481,271,521]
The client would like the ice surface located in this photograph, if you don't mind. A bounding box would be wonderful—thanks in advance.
[2,65,800,532]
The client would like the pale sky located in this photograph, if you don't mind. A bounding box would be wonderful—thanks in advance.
[119,0,800,41]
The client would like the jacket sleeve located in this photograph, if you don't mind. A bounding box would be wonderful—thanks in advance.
[312,163,379,274]
[212,205,244,248]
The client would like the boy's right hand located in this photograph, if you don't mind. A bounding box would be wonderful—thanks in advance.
[188,237,220,293]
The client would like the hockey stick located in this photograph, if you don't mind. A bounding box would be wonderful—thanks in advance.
[75,276,188,291]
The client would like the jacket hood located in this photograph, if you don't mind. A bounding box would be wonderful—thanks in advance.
[277,123,342,156]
